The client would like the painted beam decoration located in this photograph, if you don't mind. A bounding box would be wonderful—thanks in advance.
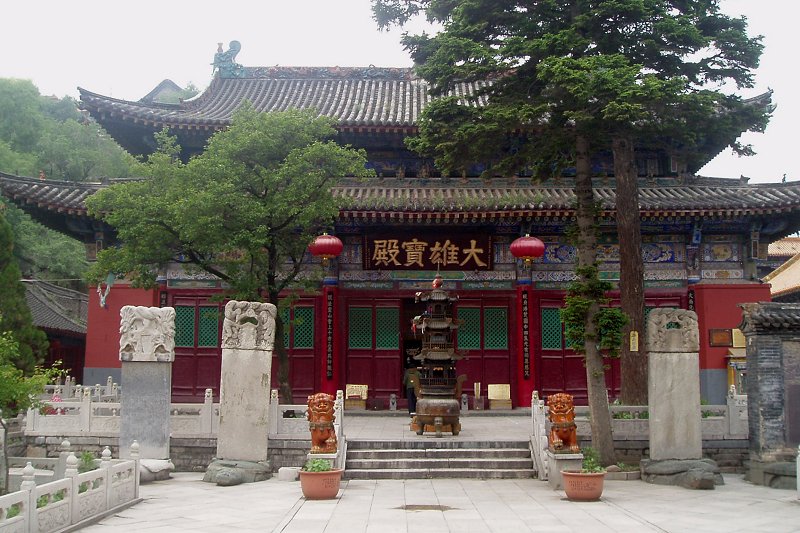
[363,230,492,271]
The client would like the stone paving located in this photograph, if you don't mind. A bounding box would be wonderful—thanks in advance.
[79,413,799,533]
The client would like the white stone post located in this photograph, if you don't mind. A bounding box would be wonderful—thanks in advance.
[204,301,276,485]
[118,306,176,480]
[216,300,276,462]
[647,309,702,460]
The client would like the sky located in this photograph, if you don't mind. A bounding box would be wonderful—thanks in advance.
[3,0,796,184]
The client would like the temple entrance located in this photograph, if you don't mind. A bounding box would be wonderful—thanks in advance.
[344,298,403,402]
[454,297,514,402]
[342,292,514,407]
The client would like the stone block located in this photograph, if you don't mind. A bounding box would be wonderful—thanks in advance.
[649,352,702,460]
[545,450,583,490]
[278,467,300,481]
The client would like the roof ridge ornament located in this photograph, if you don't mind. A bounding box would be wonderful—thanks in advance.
[212,40,244,78]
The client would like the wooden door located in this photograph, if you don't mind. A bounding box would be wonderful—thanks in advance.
[171,296,223,402]
[344,299,402,401]
[272,299,320,401]
[455,298,514,402]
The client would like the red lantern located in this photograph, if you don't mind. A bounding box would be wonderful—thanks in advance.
[510,234,545,268]
[308,233,343,267]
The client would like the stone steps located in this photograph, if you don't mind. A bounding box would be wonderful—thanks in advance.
[344,439,536,480]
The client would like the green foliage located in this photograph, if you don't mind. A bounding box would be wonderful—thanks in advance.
[302,458,333,472]
[372,0,768,176]
[86,106,373,302]
[0,79,44,152]
[561,265,628,357]
[0,332,62,417]
[0,77,137,181]
[615,462,639,472]
[580,446,605,473]
[2,200,88,283]
[0,216,49,371]
[78,452,98,474]
[6,503,21,518]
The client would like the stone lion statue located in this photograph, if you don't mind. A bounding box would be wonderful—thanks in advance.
[307,393,337,454]
[547,393,579,453]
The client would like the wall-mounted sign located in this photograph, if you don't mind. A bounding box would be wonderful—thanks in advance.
[363,230,492,271]
[522,291,530,379]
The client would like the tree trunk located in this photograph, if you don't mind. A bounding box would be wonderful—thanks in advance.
[575,135,616,466]
[613,136,647,405]
[267,287,293,405]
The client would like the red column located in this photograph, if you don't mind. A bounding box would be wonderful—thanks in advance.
[516,283,535,407]
[319,285,340,394]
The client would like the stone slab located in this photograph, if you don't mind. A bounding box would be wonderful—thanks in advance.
[216,347,272,462]
[120,362,171,459]
[649,352,702,460]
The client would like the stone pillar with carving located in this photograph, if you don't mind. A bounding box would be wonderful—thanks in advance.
[204,300,276,485]
[118,305,176,481]
[643,308,721,489]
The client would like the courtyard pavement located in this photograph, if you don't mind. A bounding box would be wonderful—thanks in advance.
[80,412,799,533]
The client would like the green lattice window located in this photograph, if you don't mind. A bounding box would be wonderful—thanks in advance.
[458,308,481,350]
[484,307,508,350]
[293,307,315,349]
[175,306,195,347]
[198,307,219,347]
[541,308,563,350]
[348,307,373,349]
[280,307,290,349]
[376,308,399,349]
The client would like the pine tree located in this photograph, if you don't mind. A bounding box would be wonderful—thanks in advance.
[0,212,48,373]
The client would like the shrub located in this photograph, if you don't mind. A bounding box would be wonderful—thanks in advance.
[302,458,333,472]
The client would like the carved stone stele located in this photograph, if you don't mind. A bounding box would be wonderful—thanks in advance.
[221,300,277,350]
[119,306,176,362]
[646,308,699,353]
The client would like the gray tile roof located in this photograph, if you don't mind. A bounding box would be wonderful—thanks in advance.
[24,280,87,335]
[79,67,488,131]
[4,172,800,218]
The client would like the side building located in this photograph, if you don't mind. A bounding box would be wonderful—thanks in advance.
[2,46,797,406]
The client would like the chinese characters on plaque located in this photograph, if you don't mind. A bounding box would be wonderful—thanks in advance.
[364,232,492,271]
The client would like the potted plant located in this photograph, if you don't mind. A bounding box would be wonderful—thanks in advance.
[561,447,606,501]
[299,458,343,500]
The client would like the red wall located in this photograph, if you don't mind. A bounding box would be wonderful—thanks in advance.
[693,283,771,370]
[85,284,158,370]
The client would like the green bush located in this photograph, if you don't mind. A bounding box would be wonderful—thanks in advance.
[302,458,333,472]
[78,451,98,473]
[580,447,605,473]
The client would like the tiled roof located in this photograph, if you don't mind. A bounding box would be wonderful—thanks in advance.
[24,280,87,336]
[739,301,800,331]
[79,67,488,132]
[767,237,800,258]
[0,172,136,215]
[4,172,800,220]
[334,177,800,218]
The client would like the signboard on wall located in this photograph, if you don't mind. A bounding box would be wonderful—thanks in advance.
[363,230,492,271]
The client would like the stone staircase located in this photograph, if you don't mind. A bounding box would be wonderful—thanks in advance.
[344,439,536,479]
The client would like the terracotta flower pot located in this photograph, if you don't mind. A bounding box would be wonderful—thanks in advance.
[561,470,605,501]
[299,469,343,500]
